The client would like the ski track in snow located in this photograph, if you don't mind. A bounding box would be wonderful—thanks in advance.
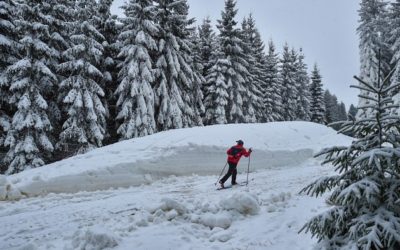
[0,161,331,250]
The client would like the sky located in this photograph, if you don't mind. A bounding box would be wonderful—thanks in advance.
[111,0,360,107]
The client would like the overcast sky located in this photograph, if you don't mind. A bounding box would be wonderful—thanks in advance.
[111,0,360,107]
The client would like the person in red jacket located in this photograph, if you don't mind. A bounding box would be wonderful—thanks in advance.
[219,140,252,188]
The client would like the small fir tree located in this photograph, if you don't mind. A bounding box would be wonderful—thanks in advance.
[301,54,400,249]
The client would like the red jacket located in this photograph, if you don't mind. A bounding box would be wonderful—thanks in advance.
[227,145,251,164]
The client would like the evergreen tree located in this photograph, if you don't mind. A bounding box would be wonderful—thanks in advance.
[3,0,56,174]
[198,17,216,78]
[116,0,158,140]
[348,104,358,119]
[188,28,206,126]
[389,0,400,116]
[264,40,282,122]
[241,14,266,122]
[357,0,391,118]
[93,0,121,143]
[0,0,19,152]
[41,0,75,149]
[339,102,347,121]
[279,44,298,121]
[309,64,325,124]
[324,90,337,124]
[57,0,107,154]
[153,0,203,130]
[204,42,229,125]
[214,0,251,123]
[301,58,400,250]
[295,48,311,121]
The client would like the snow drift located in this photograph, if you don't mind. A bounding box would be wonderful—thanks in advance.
[0,122,352,200]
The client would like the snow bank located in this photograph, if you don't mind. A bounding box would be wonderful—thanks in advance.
[220,192,260,215]
[2,122,352,199]
[69,227,119,250]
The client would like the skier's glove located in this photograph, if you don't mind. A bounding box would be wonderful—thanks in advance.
[249,148,252,153]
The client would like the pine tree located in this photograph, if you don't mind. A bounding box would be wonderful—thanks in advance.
[324,90,336,124]
[214,0,251,123]
[348,104,358,119]
[198,17,216,78]
[339,102,347,121]
[295,48,311,121]
[188,28,206,126]
[204,42,229,125]
[0,0,19,153]
[153,0,203,130]
[309,64,325,124]
[93,0,122,143]
[264,40,282,122]
[279,44,298,121]
[57,0,107,154]
[389,0,400,116]
[41,0,76,149]
[3,0,57,174]
[301,56,400,250]
[241,14,266,122]
[357,0,391,118]
[116,0,158,140]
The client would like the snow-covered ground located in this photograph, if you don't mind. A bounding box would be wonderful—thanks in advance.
[0,122,353,249]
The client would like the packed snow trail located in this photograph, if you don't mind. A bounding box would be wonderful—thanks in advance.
[0,159,331,250]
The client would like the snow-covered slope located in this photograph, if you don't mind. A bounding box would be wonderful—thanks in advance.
[1,122,352,200]
[0,122,354,250]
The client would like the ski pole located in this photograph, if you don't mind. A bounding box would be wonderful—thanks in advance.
[246,154,251,186]
[215,162,228,186]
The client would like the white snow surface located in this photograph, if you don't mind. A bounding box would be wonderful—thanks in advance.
[2,122,351,200]
[0,122,353,249]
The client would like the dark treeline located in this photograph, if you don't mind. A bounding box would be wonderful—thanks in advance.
[0,0,348,174]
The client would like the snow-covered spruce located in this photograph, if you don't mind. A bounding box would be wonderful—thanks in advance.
[153,0,203,131]
[264,40,283,122]
[309,64,325,124]
[204,46,229,125]
[3,1,56,174]
[0,0,19,156]
[57,0,107,154]
[116,0,158,140]
[301,62,400,249]
[279,44,298,121]
[357,0,391,119]
[389,0,400,116]
[295,49,311,121]
[241,14,266,122]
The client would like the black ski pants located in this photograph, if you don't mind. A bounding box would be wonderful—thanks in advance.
[220,162,237,184]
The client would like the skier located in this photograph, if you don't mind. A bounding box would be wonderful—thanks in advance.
[219,140,252,188]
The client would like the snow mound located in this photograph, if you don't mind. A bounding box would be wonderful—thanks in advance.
[2,122,352,199]
[220,192,260,215]
[0,174,22,200]
[70,227,119,250]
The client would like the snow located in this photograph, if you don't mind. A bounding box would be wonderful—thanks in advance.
[0,122,352,249]
[2,122,351,199]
